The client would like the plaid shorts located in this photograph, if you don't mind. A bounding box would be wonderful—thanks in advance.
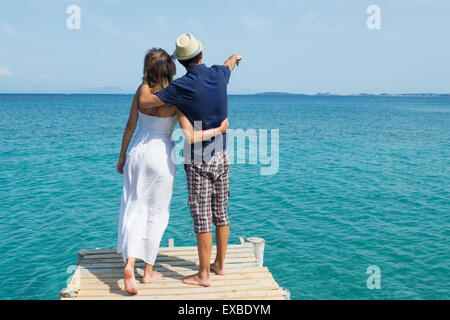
[184,150,230,233]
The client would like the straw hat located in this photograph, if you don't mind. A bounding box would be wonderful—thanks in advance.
[173,33,204,61]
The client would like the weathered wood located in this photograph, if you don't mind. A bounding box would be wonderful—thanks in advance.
[63,239,286,300]
[80,253,256,264]
[60,288,78,298]
[282,287,291,300]
[76,266,271,279]
[81,250,255,260]
[82,243,253,255]
[63,289,286,300]
[84,248,254,260]
[247,237,265,267]
[79,261,259,270]
[76,283,280,298]
[73,278,278,291]
[74,273,275,285]
[80,256,257,267]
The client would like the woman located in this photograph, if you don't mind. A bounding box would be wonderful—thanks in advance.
[116,48,228,295]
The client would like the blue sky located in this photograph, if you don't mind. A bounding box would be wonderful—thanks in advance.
[1,0,450,94]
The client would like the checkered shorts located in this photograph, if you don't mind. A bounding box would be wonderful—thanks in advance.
[184,151,230,233]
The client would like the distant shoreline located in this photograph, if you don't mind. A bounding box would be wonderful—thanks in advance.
[1,92,450,97]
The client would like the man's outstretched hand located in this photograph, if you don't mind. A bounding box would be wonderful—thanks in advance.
[224,54,243,71]
[235,55,243,66]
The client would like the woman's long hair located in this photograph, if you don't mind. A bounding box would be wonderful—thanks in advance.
[142,48,176,92]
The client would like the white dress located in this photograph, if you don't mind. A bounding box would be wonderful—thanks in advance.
[117,111,177,265]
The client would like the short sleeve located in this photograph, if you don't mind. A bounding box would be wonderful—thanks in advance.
[154,82,182,107]
[212,65,231,84]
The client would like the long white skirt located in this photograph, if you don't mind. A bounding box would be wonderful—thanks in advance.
[117,132,175,265]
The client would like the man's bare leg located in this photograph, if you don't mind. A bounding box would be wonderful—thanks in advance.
[142,263,163,284]
[211,225,229,275]
[123,257,138,295]
[182,232,212,286]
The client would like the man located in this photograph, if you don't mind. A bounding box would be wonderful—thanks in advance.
[138,33,242,286]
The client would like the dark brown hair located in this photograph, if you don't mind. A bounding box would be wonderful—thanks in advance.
[178,52,202,69]
[142,48,176,92]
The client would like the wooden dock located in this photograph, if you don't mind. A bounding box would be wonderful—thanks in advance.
[61,237,288,300]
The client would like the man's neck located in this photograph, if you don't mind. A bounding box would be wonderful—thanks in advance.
[186,62,203,71]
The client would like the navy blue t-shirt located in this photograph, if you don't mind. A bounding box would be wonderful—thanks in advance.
[155,63,231,160]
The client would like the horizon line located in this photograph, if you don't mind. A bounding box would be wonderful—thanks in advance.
[1,92,450,96]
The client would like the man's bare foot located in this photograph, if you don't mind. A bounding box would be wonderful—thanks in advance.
[123,265,138,295]
[142,271,163,284]
[182,273,212,287]
[210,263,227,275]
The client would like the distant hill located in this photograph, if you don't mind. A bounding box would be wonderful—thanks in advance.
[253,92,293,95]
[251,92,450,97]
[253,92,306,96]
[2,91,449,97]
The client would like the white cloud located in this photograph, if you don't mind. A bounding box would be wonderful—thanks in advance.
[0,68,13,76]
[241,15,272,34]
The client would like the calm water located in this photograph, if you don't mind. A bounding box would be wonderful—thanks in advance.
[0,94,449,300]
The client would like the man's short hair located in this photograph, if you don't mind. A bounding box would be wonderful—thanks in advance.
[178,53,202,69]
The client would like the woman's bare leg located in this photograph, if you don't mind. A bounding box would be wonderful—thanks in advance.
[142,263,163,283]
[123,257,138,295]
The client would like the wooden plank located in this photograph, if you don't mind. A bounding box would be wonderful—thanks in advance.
[64,244,287,301]
[74,273,273,289]
[77,265,268,276]
[68,262,264,291]
[83,246,254,257]
[74,278,278,291]
[77,283,280,296]
[81,253,255,263]
[82,250,255,261]
[82,244,253,256]
[68,289,286,300]
[80,256,257,266]
[77,271,274,283]
[76,283,280,298]
[79,261,258,270]
[69,274,275,289]
[76,266,271,279]
[80,272,275,284]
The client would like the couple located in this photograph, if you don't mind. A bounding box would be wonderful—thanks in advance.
[116,33,242,295]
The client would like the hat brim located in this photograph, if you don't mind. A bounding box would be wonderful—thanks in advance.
[173,40,204,61]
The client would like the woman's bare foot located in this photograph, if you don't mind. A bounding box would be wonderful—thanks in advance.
[123,265,138,295]
[142,271,163,284]
[210,263,227,276]
[182,273,212,287]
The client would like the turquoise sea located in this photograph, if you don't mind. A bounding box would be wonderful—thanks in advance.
[0,94,449,300]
